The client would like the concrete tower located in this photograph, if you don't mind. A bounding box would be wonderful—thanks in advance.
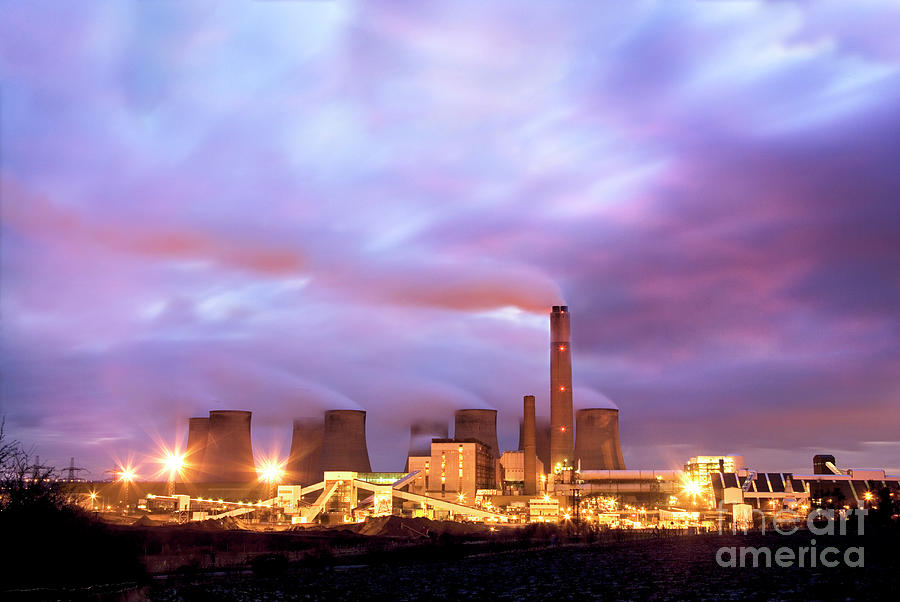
[185,417,210,482]
[520,418,552,473]
[454,409,499,459]
[320,410,372,473]
[287,417,324,485]
[549,305,574,470]
[574,408,625,470]
[522,395,537,495]
[205,410,256,483]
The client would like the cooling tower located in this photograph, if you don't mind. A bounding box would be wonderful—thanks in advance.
[287,417,324,485]
[185,417,210,482]
[550,306,574,470]
[523,395,537,495]
[574,408,626,470]
[205,410,256,483]
[518,418,550,472]
[320,410,372,473]
[454,409,499,459]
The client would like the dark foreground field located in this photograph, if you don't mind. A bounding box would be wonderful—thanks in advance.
[145,531,896,601]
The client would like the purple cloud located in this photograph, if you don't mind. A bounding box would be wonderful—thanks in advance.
[2,1,899,476]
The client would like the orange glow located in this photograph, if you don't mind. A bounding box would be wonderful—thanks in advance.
[257,457,286,484]
[559,386,566,391]
[118,467,137,482]
[558,345,566,351]
[560,426,566,432]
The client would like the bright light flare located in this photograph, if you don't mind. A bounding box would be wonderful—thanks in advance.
[118,467,137,482]
[681,478,703,498]
[257,458,285,484]
[163,453,185,475]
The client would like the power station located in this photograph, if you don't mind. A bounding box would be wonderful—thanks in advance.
[78,303,898,529]
[167,306,627,494]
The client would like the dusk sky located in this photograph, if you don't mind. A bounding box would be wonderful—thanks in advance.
[2,1,899,478]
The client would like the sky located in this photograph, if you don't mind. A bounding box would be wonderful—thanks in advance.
[2,1,899,478]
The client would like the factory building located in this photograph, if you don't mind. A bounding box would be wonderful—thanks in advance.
[408,439,496,503]
[499,450,545,494]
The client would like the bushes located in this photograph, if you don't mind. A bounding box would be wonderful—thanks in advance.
[0,423,145,590]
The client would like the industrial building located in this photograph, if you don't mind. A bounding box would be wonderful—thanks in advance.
[122,304,899,529]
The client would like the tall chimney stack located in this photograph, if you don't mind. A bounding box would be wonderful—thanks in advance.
[523,395,537,495]
[549,305,574,470]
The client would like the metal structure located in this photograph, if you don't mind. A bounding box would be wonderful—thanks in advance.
[204,410,256,483]
[185,417,210,482]
[549,305,574,471]
[320,410,372,473]
[287,417,325,485]
[454,409,499,459]
[61,457,88,482]
[574,408,626,470]
[522,395,537,495]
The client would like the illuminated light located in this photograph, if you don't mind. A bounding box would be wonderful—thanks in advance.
[543,494,551,502]
[118,467,137,483]
[864,492,874,501]
[558,345,566,352]
[458,493,466,502]
[163,453,185,475]
[257,458,285,484]
[681,478,703,498]
[559,386,566,392]
[563,513,571,520]
[89,492,98,500]
[560,426,566,433]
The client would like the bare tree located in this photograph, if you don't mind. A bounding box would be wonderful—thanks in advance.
[0,417,69,512]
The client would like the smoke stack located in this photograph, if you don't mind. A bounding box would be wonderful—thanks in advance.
[205,410,256,483]
[454,409,499,459]
[287,417,324,485]
[518,418,551,471]
[550,305,574,470]
[523,395,537,495]
[574,408,625,470]
[320,410,372,472]
[185,417,210,482]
